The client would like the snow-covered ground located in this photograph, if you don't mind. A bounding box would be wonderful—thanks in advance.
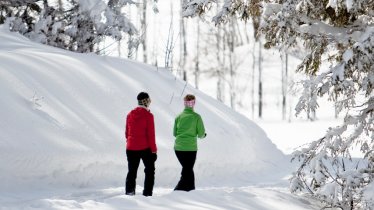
[0,26,324,209]
[0,186,322,210]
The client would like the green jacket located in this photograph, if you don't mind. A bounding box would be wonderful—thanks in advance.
[173,107,206,151]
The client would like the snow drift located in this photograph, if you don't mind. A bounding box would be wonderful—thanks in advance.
[0,25,287,194]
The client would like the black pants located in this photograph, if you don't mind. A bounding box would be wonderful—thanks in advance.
[174,150,197,191]
[126,149,156,196]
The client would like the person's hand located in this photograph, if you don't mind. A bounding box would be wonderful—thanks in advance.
[152,153,157,161]
[204,133,207,138]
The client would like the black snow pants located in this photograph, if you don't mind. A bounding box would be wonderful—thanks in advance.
[125,149,156,196]
[174,150,197,191]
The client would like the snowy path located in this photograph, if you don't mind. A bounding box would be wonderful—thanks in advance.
[1,186,320,210]
[0,26,324,210]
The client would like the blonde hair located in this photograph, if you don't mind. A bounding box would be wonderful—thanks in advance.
[184,94,195,101]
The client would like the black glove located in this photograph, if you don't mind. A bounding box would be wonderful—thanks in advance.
[152,153,157,161]
[204,133,207,138]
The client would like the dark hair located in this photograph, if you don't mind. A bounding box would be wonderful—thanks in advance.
[137,92,149,101]
[184,94,195,101]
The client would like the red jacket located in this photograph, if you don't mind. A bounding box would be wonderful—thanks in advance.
[125,107,157,153]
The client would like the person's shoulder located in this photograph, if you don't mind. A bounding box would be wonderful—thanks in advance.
[145,109,154,117]
[175,112,182,119]
[127,108,136,116]
[195,112,204,121]
[193,111,201,117]
[129,107,140,113]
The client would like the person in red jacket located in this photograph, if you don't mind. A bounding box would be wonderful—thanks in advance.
[125,92,157,196]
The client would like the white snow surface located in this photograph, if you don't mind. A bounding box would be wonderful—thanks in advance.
[0,26,321,210]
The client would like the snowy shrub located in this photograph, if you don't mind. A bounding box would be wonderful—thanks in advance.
[0,0,137,53]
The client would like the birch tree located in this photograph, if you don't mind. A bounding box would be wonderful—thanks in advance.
[194,18,201,89]
[281,50,288,121]
[179,0,188,81]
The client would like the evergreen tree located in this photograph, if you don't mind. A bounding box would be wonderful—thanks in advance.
[261,1,374,208]
[183,0,374,208]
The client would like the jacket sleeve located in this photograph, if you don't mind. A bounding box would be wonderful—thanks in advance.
[147,113,157,153]
[196,115,206,139]
[125,114,129,139]
[173,117,178,137]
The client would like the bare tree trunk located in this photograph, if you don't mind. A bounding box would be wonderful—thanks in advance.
[258,40,263,118]
[151,8,157,66]
[164,1,174,68]
[216,24,225,102]
[194,19,200,89]
[127,35,136,59]
[244,24,250,44]
[127,6,133,59]
[180,0,187,81]
[282,49,288,120]
[251,41,256,119]
[308,75,316,121]
[216,30,223,101]
[58,0,63,10]
[228,20,236,110]
[118,40,122,57]
[140,0,147,63]
[128,4,139,59]
[233,18,243,46]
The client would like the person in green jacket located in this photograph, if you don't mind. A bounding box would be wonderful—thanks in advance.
[173,94,206,191]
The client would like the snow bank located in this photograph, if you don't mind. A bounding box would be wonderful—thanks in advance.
[0,26,287,193]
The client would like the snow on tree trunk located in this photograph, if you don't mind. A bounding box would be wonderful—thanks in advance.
[228,19,236,110]
[194,19,200,90]
[281,49,288,121]
[140,0,147,63]
[216,23,226,103]
[251,41,256,119]
[258,40,263,119]
[164,1,174,69]
[179,0,187,81]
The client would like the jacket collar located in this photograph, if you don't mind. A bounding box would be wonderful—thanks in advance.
[138,105,150,111]
[184,107,194,112]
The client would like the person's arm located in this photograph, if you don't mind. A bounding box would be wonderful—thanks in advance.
[197,115,206,139]
[125,114,129,139]
[147,113,157,153]
[173,117,178,137]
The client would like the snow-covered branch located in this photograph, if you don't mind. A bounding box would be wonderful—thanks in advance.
[1,0,139,53]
